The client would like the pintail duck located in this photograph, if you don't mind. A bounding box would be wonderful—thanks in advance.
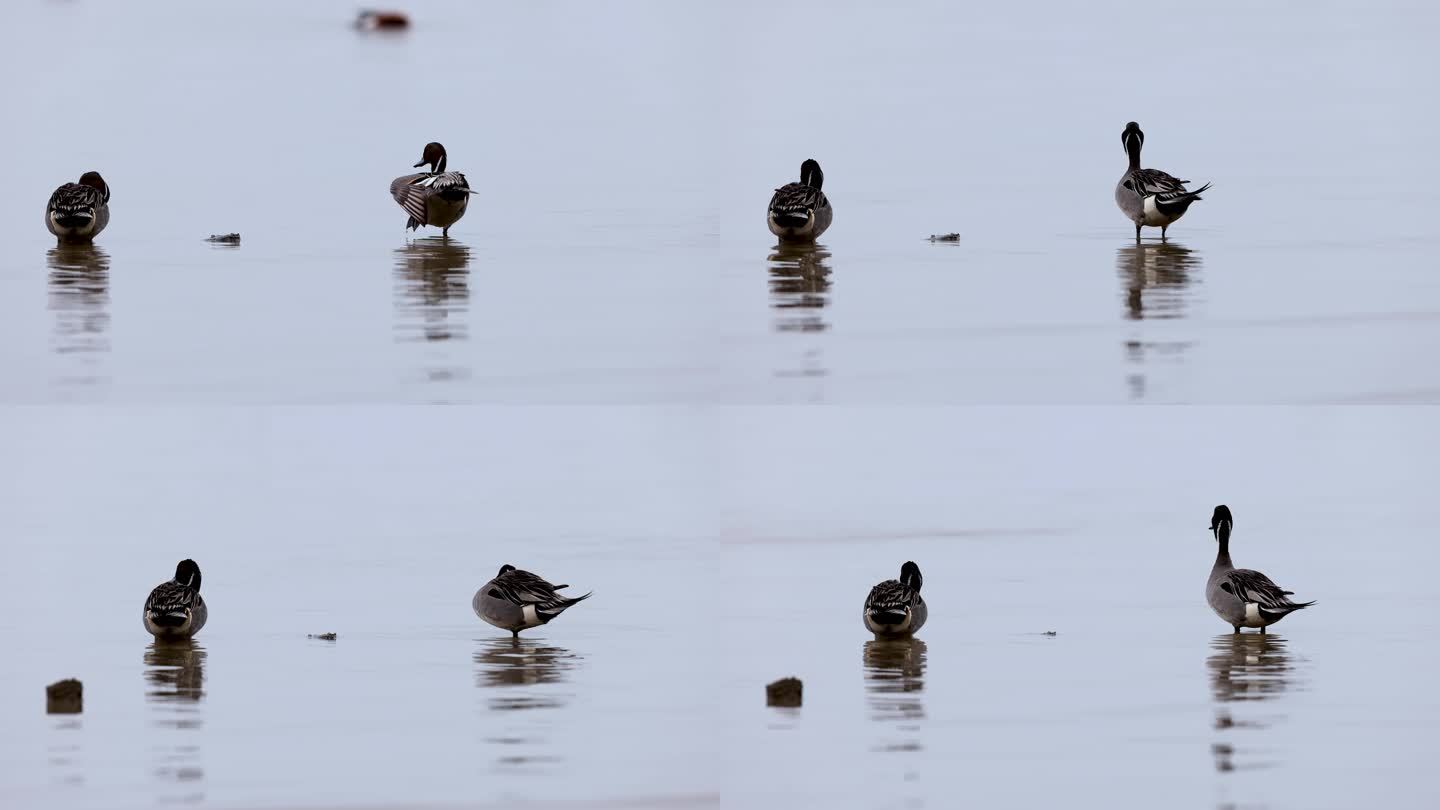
[473,564,591,637]
[1115,122,1211,242]
[768,159,832,242]
[1206,505,1314,633]
[143,559,208,640]
[46,172,110,243]
[863,561,927,639]
[390,142,474,237]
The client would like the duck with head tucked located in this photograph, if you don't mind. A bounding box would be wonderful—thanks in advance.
[768,159,832,242]
[143,559,208,640]
[46,172,110,243]
[473,564,591,638]
[390,142,474,238]
[863,561,927,639]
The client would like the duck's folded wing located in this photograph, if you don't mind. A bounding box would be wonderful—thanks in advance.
[865,580,910,612]
[769,182,824,214]
[48,184,102,215]
[1129,168,1192,200]
[493,569,563,605]
[145,582,198,615]
[1222,569,1306,611]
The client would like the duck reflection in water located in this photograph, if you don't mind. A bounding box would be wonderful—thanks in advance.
[393,236,471,345]
[475,637,582,771]
[1207,633,1299,774]
[1117,241,1200,399]
[47,243,111,372]
[768,242,832,334]
[1117,240,1198,321]
[863,638,926,752]
[144,640,206,801]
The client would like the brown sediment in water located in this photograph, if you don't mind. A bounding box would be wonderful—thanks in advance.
[46,678,83,714]
[766,677,802,707]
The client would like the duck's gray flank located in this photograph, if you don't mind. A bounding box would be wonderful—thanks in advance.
[143,559,208,640]
[863,561,927,638]
[473,564,591,637]
[1114,122,1210,242]
[1205,505,1314,633]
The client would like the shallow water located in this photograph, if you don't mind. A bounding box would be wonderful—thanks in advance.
[1,0,1438,808]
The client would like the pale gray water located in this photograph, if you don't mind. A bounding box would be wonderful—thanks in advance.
[1,0,1438,808]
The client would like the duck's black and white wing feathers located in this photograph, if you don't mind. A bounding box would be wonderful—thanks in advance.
[492,568,590,622]
[1125,168,1210,204]
[47,183,105,218]
[865,579,919,614]
[145,581,202,619]
[1220,568,1314,617]
[769,182,828,217]
[389,171,471,230]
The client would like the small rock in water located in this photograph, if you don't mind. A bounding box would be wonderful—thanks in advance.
[206,233,240,244]
[928,233,961,242]
[1042,630,1057,636]
[46,679,83,714]
[308,632,337,641]
[766,677,802,707]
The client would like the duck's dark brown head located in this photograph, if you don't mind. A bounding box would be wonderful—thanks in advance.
[900,560,922,593]
[1122,122,1144,156]
[414,142,447,173]
[800,158,823,189]
[78,171,110,202]
[174,559,202,592]
[1209,504,1233,544]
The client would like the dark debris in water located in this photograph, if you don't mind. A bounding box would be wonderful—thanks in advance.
[766,676,802,707]
[355,10,411,30]
[1042,630,1057,636]
[308,632,337,641]
[206,233,241,245]
[927,232,961,242]
[46,678,83,714]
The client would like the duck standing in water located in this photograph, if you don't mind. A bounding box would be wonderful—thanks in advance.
[390,142,474,237]
[768,158,832,242]
[1115,122,1210,242]
[143,559,208,640]
[46,172,110,243]
[1206,505,1314,633]
[473,564,591,637]
[863,561,927,639]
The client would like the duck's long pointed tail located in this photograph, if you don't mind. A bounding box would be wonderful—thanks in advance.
[536,591,592,623]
